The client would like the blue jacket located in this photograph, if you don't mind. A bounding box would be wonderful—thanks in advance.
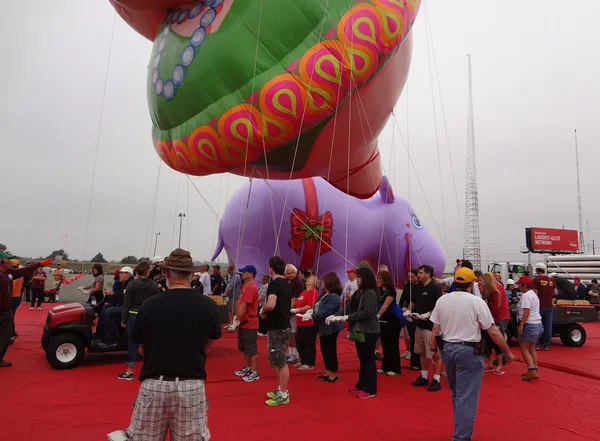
[312,292,342,336]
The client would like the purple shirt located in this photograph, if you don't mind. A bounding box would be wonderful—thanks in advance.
[0,264,41,311]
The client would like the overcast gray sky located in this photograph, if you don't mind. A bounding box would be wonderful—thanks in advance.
[1,0,598,268]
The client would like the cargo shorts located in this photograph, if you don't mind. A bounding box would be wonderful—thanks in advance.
[267,328,292,368]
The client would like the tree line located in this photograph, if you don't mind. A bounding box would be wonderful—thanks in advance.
[1,243,149,265]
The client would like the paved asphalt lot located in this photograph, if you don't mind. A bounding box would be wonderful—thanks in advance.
[37,275,116,304]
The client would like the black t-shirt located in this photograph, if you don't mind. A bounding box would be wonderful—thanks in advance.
[264,277,292,330]
[412,281,442,330]
[378,285,398,323]
[210,273,223,295]
[399,282,420,309]
[132,288,222,381]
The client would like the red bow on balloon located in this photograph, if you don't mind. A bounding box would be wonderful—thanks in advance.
[288,209,333,260]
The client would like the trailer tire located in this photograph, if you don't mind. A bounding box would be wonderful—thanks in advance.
[559,324,586,347]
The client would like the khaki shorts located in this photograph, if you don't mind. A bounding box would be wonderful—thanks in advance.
[414,327,433,359]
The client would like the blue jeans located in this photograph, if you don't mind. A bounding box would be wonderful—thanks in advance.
[126,313,138,367]
[442,343,485,441]
[104,306,123,345]
[538,307,553,348]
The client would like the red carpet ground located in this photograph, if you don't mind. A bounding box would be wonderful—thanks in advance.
[2,305,600,440]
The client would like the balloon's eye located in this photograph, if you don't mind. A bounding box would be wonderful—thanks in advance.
[411,215,423,229]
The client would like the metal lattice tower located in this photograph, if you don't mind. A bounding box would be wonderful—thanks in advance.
[463,54,481,270]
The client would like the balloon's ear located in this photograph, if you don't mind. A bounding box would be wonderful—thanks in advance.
[379,176,395,204]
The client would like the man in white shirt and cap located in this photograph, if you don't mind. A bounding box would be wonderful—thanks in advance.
[430,267,514,441]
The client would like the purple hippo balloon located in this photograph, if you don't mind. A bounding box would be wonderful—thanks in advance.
[212,176,445,286]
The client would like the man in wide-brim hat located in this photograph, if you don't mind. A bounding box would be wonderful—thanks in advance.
[161,248,203,274]
[109,248,221,441]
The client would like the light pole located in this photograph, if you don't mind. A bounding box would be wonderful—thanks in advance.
[153,232,160,256]
[178,213,186,248]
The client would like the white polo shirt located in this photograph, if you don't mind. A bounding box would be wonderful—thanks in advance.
[430,290,495,343]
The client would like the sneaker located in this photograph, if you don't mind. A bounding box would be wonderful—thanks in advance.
[235,367,252,377]
[293,361,302,368]
[356,391,376,399]
[377,369,385,374]
[412,376,429,387]
[243,371,260,382]
[117,372,134,381]
[37,307,42,311]
[349,386,361,394]
[494,369,506,376]
[401,351,411,360]
[386,371,400,377]
[535,345,540,350]
[266,389,280,399]
[266,392,290,406]
[427,379,441,392]
[374,352,383,361]
[324,376,339,383]
[29,307,33,311]
[0,359,12,368]
[106,430,128,441]
[543,346,549,351]
[484,366,495,373]
[298,365,314,370]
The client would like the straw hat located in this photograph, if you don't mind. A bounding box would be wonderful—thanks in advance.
[162,249,202,272]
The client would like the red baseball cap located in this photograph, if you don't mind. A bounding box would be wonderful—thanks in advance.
[574,276,581,281]
[347,268,357,275]
[517,276,532,285]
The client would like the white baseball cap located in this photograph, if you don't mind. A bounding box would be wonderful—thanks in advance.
[120,266,134,275]
[151,255,164,264]
[535,262,546,271]
[506,279,515,285]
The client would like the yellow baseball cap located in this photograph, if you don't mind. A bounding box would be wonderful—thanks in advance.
[10,259,20,266]
[455,267,476,283]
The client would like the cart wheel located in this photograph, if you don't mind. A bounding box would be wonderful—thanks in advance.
[46,333,85,369]
[559,324,586,347]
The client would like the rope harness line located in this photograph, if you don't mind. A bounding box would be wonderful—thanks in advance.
[171,174,182,249]
[423,0,464,243]
[273,0,334,256]
[82,11,117,261]
[142,160,163,257]
[234,0,265,271]
[424,8,448,249]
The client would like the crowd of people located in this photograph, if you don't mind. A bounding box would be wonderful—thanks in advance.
[3,250,597,441]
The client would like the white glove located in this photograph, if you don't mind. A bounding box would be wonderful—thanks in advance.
[418,312,431,320]
[405,316,413,323]
[326,315,348,324]
[402,307,407,312]
[403,309,411,317]
[376,314,381,320]
[301,310,313,321]
[290,308,300,314]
